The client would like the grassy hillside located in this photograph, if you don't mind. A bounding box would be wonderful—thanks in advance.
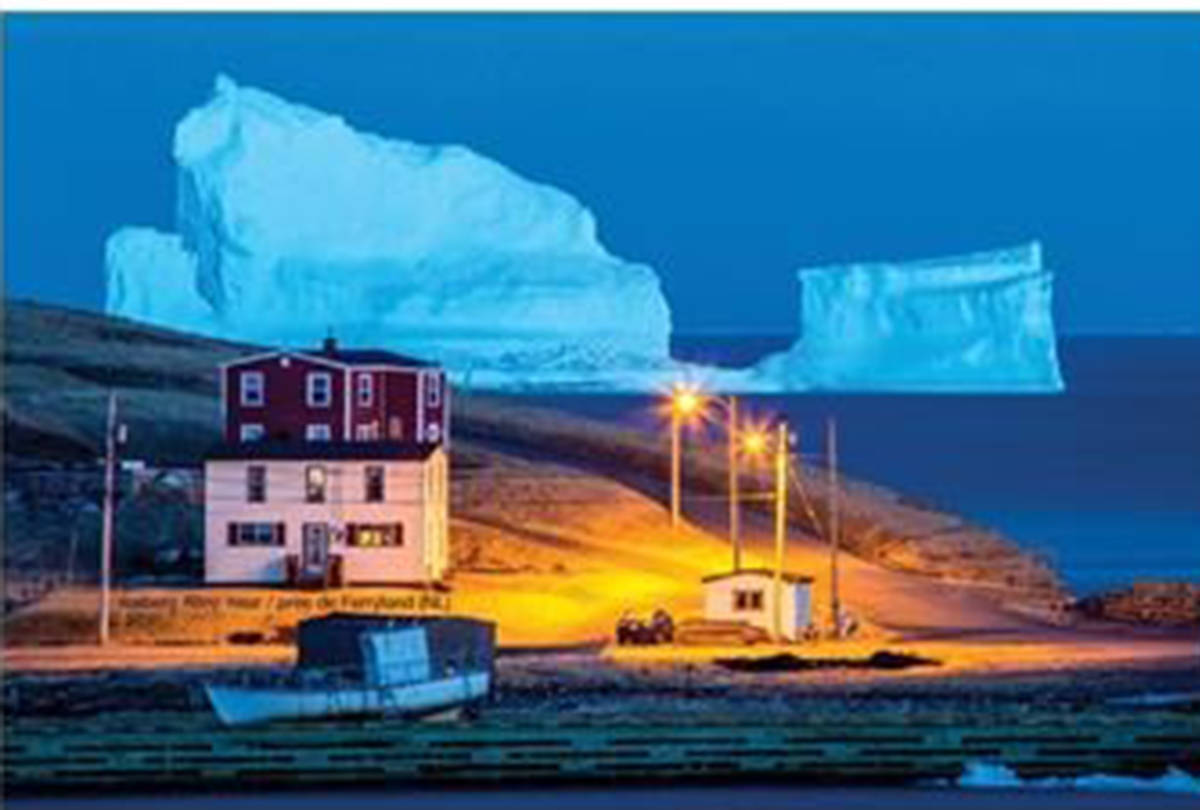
[3,300,1068,636]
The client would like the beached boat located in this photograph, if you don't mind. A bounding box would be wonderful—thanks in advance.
[205,670,491,726]
[206,614,495,727]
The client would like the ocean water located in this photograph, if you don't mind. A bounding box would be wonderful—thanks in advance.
[529,336,1200,595]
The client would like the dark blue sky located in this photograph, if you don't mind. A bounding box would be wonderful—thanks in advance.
[5,13,1199,335]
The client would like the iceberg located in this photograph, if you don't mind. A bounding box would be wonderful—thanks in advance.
[105,76,1062,393]
[957,761,1200,794]
[105,75,676,390]
[749,243,1064,392]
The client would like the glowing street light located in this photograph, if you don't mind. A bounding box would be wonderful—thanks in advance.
[668,383,703,532]
[741,428,768,459]
[665,384,751,572]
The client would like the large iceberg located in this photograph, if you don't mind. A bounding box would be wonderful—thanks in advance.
[106,75,676,390]
[747,243,1064,392]
[106,76,1062,393]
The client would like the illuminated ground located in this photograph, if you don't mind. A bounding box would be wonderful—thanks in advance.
[5,452,1195,677]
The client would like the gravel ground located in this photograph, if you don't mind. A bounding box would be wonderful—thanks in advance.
[5,652,1199,727]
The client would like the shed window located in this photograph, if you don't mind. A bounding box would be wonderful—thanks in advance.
[348,523,403,548]
[307,372,332,407]
[733,589,764,612]
[240,371,264,407]
[246,465,267,503]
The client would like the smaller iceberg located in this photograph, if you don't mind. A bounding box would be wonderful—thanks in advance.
[750,242,1064,392]
[958,761,1200,794]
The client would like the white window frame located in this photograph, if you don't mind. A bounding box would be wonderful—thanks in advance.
[240,423,265,442]
[364,465,385,503]
[246,465,267,503]
[306,424,332,442]
[307,372,332,408]
[305,465,327,503]
[240,371,265,407]
[357,373,374,406]
[232,522,281,547]
[426,372,441,407]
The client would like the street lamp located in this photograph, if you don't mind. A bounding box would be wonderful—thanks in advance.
[666,384,755,572]
[733,418,795,640]
[668,382,702,532]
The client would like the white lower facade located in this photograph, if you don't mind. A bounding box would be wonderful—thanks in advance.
[204,449,449,585]
[702,570,813,641]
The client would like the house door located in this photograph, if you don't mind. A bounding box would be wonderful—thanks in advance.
[302,523,329,572]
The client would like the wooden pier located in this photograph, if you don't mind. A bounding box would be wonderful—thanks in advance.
[5,712,1199,791]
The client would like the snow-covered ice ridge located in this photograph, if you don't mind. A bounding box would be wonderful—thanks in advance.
[106,76,1062,393]
[744,242,1064,392]
[106,75,675,390]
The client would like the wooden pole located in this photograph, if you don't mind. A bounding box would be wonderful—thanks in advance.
[728,396,741,570]
[670,406,681,531]
[773,421,787,640]
[828,417,841,639]
[99,391,117,646]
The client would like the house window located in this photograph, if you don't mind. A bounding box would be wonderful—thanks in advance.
[365,465,385,502]
[733,589,764,612]
[388,417,403,440]
[347,523,403,548]
[246,465,266,503]
[306,424,332,442]
[355,423,379,441]
[307,372,332,407]
[305,465,327,503]
[228,522,284,547]
[357,373,373,406]
[240,423,265,442]
[240,371,264,407]
[426,373,441,407]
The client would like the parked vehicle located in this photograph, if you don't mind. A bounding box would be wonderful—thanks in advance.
[615,608,675,645]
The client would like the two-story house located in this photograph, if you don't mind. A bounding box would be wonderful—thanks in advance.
[204,338,450,587]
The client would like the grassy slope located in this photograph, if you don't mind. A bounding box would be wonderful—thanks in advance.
[4,300,1067,646]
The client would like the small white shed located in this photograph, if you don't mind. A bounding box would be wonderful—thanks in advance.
[702,569,814,641]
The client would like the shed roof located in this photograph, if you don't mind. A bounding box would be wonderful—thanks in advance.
[701,568,814,585]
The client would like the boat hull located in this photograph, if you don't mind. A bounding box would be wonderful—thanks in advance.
[206,672,490,727]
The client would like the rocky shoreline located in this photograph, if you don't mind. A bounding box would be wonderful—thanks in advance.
[1080,582,1200,627]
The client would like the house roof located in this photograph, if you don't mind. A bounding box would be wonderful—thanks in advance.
[701,569,814,585]
[222,345,438,371]
[302,347,438,368]
[206,440,440,462]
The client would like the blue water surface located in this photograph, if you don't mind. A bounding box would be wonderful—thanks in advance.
[528,336,1200,594]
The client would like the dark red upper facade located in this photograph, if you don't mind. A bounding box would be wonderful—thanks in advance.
[221,339,448,447]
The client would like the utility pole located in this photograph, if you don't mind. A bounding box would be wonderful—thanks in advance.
[772,421,788,640]
[828,417,842,639]
[99,391,118,646]
[727,395,741,570]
